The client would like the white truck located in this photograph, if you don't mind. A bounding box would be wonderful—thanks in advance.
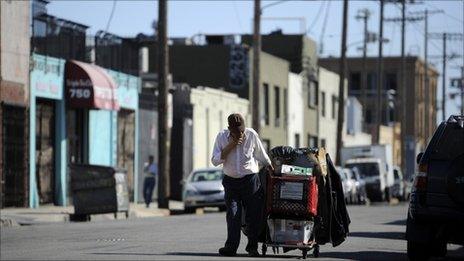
[340,144,394,202]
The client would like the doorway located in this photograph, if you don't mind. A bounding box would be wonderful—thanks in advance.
[1,105,27,207]
[117,109,135,201]
[35,99,55,204]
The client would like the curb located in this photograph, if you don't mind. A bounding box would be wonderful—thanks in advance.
[0,218,19,228]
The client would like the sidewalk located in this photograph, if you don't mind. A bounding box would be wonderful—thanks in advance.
[0,201,184,227]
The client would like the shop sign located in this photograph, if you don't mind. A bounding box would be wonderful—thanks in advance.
[108,70,139,110]
[30,54,65,100]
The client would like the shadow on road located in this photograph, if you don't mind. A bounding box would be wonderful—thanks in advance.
[383,219,406,226]
[91,252,164,256]
[349,231,405,240]
[166,252,247,257]
[320,250,407,260]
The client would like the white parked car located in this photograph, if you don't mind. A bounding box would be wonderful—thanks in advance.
[336,166,357,204]
[182,168,225,213]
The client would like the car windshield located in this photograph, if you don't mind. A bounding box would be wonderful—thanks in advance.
[345,163,380,178]
[190,170,223,182]
[337,168,347,180]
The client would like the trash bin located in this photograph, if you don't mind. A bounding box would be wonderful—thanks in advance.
[69,164,130,221]
[114,168,130,218]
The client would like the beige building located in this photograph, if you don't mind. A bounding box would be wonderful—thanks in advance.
[319,56,439,178]
[318,67,347,162]
[0,0,31,208]
[252,51,290,150]
[190,86,250,170]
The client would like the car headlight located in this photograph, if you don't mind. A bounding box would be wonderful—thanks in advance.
[186,189,198,196]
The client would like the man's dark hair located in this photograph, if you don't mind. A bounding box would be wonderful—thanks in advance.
[227,113,245,132]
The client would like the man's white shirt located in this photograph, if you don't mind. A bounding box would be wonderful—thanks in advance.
[211,127,272,178]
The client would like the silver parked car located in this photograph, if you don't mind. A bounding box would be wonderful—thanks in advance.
[182,168,226,213]
[336,166,357,204]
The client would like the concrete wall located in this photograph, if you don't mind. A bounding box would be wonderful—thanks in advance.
[0,0,30,105]
[318,67,347,161]
[346,97,363,135]
[190,87,250,170]
[287,73,304,148]
[1,0,31,208]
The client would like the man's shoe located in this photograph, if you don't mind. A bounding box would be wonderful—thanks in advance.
[218,247,236,257]
[247,249,260,257]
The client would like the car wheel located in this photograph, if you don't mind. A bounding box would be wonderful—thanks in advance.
[384,187,391,202]
[430,241,447,257]
[407,240,430,260]
[184,207,196,214]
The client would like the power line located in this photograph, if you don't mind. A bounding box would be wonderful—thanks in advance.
[319,0,331,55]
[307,1,326,34]
[424,2,463,24]
[232,0,244,32]
[105,0,117,32]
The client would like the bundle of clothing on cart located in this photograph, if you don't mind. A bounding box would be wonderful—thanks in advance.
[241,146,351,257]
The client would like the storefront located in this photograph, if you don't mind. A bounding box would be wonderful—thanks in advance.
[65,61,140,203]
[29,54,66,208]
[65,59,119,165]
[109,71,139,202]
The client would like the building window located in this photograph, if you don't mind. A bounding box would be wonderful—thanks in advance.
[332,95,337,120]
[320,138,326,148]
[308,81,318,108]
[321,91,326,117]
[365,109,372,124]
[263,83,269,125]
[283,89,288,125]
[385,73,397,91]
[274,86,280,127]
[308,135,318,148]
[295,134,300,148]
[349,72,361,94]
[367,72,377,96]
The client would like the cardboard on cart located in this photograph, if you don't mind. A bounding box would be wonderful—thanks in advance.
[267,219,314,245]
[281,164,313,176]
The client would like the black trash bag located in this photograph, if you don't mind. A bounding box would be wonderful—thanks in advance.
[315,153,351,247]
[269,146,296,162]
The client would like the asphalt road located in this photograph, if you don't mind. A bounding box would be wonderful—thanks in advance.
[1,203,463,260]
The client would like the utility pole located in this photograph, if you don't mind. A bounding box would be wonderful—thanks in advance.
[428,32,463,121]
[442,33,446,122]
[157,0,170,209]
[385,2,424,173]
[375,0,384,144]
[335,0,349,165]
[462,66,464,115]
[252,0,261,134]
[401,0,407,178]
[355,9,371,120]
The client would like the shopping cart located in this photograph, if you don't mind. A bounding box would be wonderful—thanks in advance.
[261,147,322,259]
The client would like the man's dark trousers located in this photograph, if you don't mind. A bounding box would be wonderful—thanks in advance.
[143,177,156,207]
[222,174,262,252]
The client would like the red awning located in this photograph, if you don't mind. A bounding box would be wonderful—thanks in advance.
[65,60,119,110]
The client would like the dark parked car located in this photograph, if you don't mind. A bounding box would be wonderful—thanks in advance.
[406,115,464,260]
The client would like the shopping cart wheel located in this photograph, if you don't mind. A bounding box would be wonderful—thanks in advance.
[302,249,308,259]
[313,244,320,258]
[261,244,267,257]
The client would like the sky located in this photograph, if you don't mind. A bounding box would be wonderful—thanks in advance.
[48,0,464,119]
